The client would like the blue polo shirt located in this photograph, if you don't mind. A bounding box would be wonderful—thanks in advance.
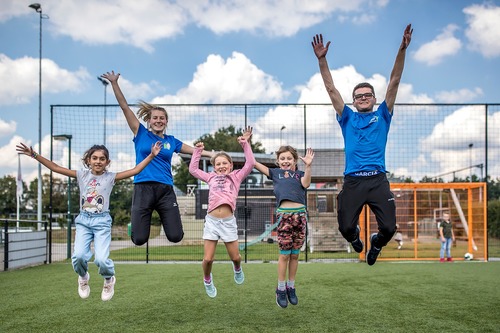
[337,101,392,176]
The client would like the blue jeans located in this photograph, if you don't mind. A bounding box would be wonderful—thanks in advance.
[440,237,453,259]
[71,211,114,279]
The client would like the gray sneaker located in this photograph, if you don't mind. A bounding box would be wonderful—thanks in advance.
[78,273,90,299]
[204,274,217,298]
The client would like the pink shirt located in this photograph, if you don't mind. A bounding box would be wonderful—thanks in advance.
[189,140,256,214]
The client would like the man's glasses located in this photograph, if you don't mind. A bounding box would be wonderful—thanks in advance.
[354,93,374,100]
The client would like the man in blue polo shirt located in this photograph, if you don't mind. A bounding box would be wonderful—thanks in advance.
[312,24,413,265]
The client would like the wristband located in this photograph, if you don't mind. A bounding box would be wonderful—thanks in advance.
[31,152,38,159]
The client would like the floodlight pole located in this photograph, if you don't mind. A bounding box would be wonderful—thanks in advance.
[29,3,48,226]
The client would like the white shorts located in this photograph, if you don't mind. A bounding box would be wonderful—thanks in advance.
[203,214,238,243]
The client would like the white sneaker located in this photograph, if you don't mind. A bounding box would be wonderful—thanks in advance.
[101,276,116,301]
[78,273,90,299]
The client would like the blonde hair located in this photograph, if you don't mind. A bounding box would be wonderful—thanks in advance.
[210,151,233,166]
[136,100,169,130]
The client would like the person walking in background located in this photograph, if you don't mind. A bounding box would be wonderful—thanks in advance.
[16,141,161,301]
[101,71,211,246]
[189,126,255,298]
[439,212,455,262]
[255,146,314,308]
[311,24,413,265]
[393,224,403,250]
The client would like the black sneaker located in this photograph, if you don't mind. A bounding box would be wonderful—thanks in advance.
[351,226,364,253]
[366,233,381,266]
[276,288,288,308]
[286,287,298,305]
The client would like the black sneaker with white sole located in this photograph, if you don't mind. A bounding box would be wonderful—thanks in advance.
[351,226,364,253]
[366,233,381,266]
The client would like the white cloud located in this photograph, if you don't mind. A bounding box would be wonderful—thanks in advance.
[152,52,286,105]
[0,0,29,22]
[0,54,90,106]
[0,118,16,137]
[182,0,334,37]
[298,64,422,104]
[351,13,377,25]
[2,134,77,184]
[413,24,462,65]
[435,87,484,103]
[464,3,500,58]
[414,105,489,179]
[12,0,383,51]
[108,75,156,103]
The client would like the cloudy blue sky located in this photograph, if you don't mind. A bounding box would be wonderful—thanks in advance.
[1,0,499,183]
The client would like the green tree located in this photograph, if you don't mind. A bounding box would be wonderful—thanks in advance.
[0,175,18,217]
[487,199,500,238]
[109,179,135,226]
[173,125,266,193]
[487,177,500,201]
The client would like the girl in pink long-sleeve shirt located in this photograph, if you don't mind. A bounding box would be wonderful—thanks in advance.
[189,126,255,298]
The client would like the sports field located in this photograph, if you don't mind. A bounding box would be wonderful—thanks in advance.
[1,261,499,333]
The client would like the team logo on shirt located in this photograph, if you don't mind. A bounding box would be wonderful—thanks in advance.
[164,142,170,150]
[369,116,379,124]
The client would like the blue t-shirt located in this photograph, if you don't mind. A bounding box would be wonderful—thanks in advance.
[336,101,392,175]
[133,124,183,185]
[268,168,306,207]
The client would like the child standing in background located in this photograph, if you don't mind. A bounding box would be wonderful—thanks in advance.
[189,127,255,298]
[255,146,314,308]
[16,141,161,301]
[439,212,455,262]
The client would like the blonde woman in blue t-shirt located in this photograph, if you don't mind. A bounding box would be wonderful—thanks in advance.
[101,71,212,246]
[255,145,314,308]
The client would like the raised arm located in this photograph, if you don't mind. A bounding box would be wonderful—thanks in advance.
[299,148,315,188]
[254,161,270,177]
[237,127,256,177]
[16,142,76,178]
[385,24,413,112]
[180,142,213,159]
[312,34,345,116]
[115,141,161,181]
[101,71,140,135]
[188,142,210,181]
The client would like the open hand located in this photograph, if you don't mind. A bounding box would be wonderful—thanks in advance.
[312,34,331,59]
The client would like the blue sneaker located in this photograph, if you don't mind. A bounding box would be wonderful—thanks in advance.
[366,233,381,266]
[276,288,288,308]
[204,274,217,298]
[286,287,298,305]
[232,263,245,285]
[351,226,364,253]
